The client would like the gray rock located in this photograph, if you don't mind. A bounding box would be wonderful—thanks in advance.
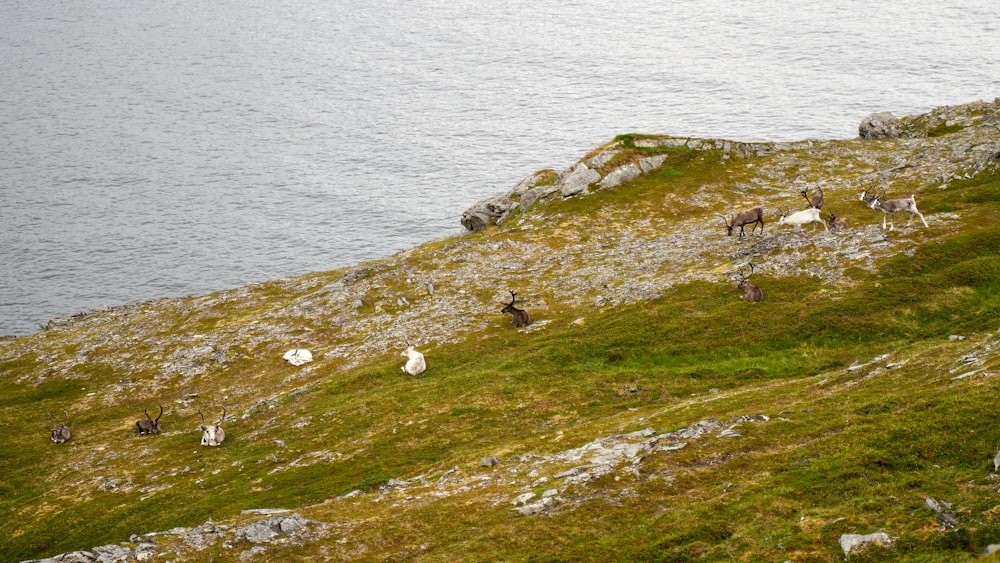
[984,544,1000,556]
[599,162,641,190]
[639,154,668,173]
[839,532,893,556]
[92,544,131,562]
[480,456,501,467]
[460,196,516,232]
[519,184,559,211]
[233,513,312,544]
[859,112,902,140]
[558,163,600,197]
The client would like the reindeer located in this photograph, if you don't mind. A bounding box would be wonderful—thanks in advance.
[197,407,226,446]
[400,340,427,376]
[720,206,764,238]
[501,290,532,328]
[48,410,71,443]
[735,264,763,303]
[826,208,849,231]
[135,405,163,435]
[777,206,827,231]
[800,187,824,209]
[859,187,928,230]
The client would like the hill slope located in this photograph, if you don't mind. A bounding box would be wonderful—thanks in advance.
[3,100,1000,562]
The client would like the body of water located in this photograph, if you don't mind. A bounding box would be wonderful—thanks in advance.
[2,0,998,336]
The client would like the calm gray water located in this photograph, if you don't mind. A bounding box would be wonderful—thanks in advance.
[2,0,998,336]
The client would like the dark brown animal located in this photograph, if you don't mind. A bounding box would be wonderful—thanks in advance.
[800,187,824,209]
[49,410,71,444]
[826,209,848,231]
[736,264,763,303]
[501,290,531,327]
[136,405,163,435]
[720,207,764,238]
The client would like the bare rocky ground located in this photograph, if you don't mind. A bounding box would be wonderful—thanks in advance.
[7,100,1000,561]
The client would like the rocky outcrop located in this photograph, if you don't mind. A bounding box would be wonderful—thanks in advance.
[859,111,902,139]
[21,513,326,563]
[459,134,813,231]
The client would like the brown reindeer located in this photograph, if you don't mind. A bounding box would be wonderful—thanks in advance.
[135,405,163,435]
[800,187,824,209]
[501,290,532,328]
[826,209,848,231]
[48,410,71,444]
[720,206,764,238]
[736,264,763,303]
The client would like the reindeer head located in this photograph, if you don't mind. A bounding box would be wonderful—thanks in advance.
[720,214,735,236]
[501,290,532,328]
[136,405,163,435]
[48,410,71,444]
[198,407,226,447]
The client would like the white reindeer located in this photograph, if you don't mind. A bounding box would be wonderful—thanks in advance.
[401,342,426,376]
[198,407,226,447]
[777,207,827,231]
[859,188,928,230]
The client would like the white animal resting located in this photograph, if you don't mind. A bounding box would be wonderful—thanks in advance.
[198,408,226,447]
[401,345,426,376]
[777,207,827,231]
[283,348,313,366]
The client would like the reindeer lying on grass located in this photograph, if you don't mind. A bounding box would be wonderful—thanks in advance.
[136,406,163,435]
[198,407,226,446]
[735,264,763,303]
[48,410,71,444]
[401,341,427,376]
[826,209,849,231]
[502,290,531,328]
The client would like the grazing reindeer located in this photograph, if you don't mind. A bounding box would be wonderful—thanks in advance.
[198,407,226,447]
[501,290,532,328]
[735,264,763,303]
[826,209,849,231]
[48,410,71,444]
[859,188,928,230]
[720,206,764,238]
[800,187,824,209]
[777,206,827,231]
[135,405,163,435]
[401,340,427,376]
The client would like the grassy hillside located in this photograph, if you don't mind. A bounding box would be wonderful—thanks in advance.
[3,100,1000,562]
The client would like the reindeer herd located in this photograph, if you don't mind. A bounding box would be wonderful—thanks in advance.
[45,290,536,446]
[724,183,929,302]
[44,181,929,445]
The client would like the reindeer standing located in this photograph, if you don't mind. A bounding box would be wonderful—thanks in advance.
[735,264,763,303]
[501,290,532,328]
[720,206,764,238]
[197,407,226,446]
[48,410,71,443]
[800,187,824,209]
[135,405,163,435]
[859,187,928,230]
